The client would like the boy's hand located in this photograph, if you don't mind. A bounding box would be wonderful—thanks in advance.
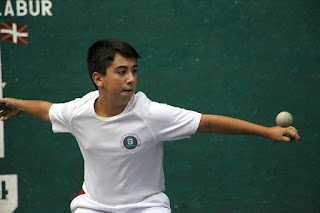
[267,126,300,143]
[0,98,22,121]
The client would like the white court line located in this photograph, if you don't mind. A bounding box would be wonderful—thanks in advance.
[0,46,4,158]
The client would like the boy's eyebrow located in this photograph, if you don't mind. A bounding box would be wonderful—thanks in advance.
[115,65,138,69]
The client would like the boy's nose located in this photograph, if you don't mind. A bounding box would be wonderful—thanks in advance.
[126,72,136,84]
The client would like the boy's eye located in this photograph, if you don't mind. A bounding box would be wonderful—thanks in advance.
[132,70,138,74]
[118,70,125,75]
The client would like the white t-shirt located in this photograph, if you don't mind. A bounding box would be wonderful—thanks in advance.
[49,91,201,206]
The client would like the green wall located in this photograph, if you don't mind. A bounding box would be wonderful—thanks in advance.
[0,0,319,212]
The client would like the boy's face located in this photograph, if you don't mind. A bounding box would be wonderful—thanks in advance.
[98,53,138,105]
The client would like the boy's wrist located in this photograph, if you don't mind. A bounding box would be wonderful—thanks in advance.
[255,126,272,139]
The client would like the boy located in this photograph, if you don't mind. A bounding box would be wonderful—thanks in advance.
[0,38,300,213]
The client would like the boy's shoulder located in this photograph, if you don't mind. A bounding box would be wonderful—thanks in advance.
[134,91,148,101]
[129,91,163,115]
[65,90,98,111]
[131,91,150,109]
[75,90,99,104]
[131,91,171,116]
[82,90,99,100]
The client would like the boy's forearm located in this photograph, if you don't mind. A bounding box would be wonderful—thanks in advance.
[197,114,270,138]
[196,114,300,143]
[7,98,53,123]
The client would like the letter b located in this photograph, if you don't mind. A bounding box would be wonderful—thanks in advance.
[17,0,28,16]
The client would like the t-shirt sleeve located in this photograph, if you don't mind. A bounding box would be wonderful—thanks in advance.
[49,99,77,133]
[147,101,202,142]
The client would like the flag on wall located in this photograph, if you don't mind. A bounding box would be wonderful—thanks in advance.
[0,22,28,45]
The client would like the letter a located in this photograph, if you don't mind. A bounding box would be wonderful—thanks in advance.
[4,0,15,16]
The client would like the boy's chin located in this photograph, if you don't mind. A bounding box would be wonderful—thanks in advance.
[120,91,135,100]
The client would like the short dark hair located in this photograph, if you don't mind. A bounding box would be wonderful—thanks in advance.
[87,38,141,89]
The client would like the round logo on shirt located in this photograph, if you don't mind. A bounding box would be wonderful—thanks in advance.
[121,134,141,153]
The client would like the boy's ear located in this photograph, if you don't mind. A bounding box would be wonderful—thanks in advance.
[92,72,104,88]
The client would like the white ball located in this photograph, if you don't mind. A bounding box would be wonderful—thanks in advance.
[276,111,293,127]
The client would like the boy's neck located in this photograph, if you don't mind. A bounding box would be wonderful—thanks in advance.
[94,96,128,117]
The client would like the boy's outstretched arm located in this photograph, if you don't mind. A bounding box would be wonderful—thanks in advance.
[196,114,300,143]
[0,98,53,123]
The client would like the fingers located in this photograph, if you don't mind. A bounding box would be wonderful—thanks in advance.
[0,99,10,112]
[1,115,9,121]
[0,110,10,121]
[282,135,291,143]
[0,107,22,122]
[0,101,6,111]
[285,126,300,143]
[0,99,22,121]
[0,110,6,118]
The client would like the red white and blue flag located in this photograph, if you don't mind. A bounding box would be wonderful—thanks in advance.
[1,22,28,45]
